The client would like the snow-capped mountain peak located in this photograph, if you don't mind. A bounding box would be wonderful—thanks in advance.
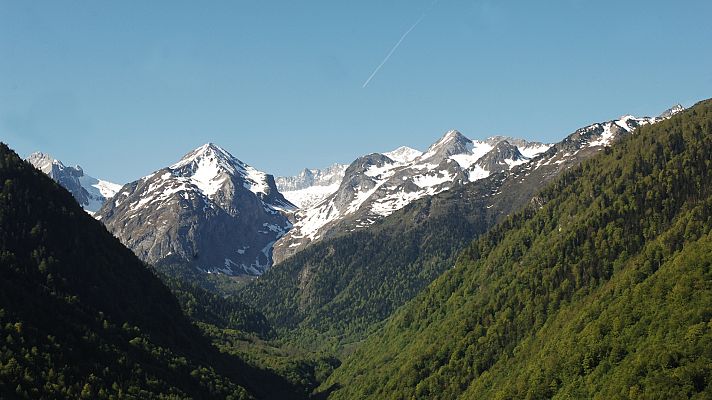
[98,143,294,275]
[27,152,121,214]
[272,130,551,263]
[383,146,422,163]
[659,104,684,119]
[420,130,473,162]
[473,140,528,172]
[171,143,233,170]
[167,143,277,202]
[441,129,467,142]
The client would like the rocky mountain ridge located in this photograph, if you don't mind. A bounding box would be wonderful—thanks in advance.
[271,108,683,264]
[271,131,551,263]
[28,105,684,276]
[26,152,121,214]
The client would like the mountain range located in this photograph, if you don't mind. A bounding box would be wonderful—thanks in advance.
[276,163,348,209]
[27,105,684,278]
[5,99,710,399]
[238,108,684,346]
[271,132,550,263]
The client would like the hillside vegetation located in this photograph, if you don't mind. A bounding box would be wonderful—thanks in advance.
[241,110,646,353]
[0,143,302,399]
[322,100,712,399]
[240,184,496,348]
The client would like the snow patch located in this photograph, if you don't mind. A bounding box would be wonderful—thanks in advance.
[413,171,453,188]
[467,165,490,182]
[282,182,340,208]
[588,123,616,147]
[449,141,494,169]
[518,144,552,159]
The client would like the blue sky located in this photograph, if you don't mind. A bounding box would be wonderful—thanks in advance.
[1,0,711,183]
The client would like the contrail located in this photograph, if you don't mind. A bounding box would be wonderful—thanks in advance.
[362,14,426,88]
[362,0,440,88]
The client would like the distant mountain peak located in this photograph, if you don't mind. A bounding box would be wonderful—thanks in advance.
[659,104,684,118]
[437,129,469,145]
[383,146,422,163]
[420,130,474,163]
[27,152,76,174]
[27,151,54,165]
[276,163,350,208]
[474,140,527,173]
[26,152,120,214]
[98,143,293,275]
[171,142,236,171]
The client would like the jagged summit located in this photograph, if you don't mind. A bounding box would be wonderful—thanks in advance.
[27,151,62,173]
[26,152,120,214]
[347,153,395,175]
[276,163,349,208]
[659,103,684,118]
[27,152,88,177]
[420,130,473,162]
[474,141,528,173]
[431,130,470,147]
[442,129,467,140]
[383,146,422,163]
[97,143,294,275]
[171,143,233,169]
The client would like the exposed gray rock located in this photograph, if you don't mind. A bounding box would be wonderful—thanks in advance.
[658,104,684,119]
[473,141,527,173]
[272,108,682,264]
[97,143,294,276]
[272,131,549,264]
[27,152,121,214]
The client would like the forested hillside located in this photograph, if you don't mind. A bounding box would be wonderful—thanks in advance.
[0,143,300,399]
[240,111,650,349]
[159,271,275,340]
[322,100,712,399]
[240,182,497,347]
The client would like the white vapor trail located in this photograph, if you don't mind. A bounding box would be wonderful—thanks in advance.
[362,14,426,88]
[362,0,440,88]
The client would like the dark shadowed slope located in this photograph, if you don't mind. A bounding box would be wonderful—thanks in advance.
[0,143,302,399]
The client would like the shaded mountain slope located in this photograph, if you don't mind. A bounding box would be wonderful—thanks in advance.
[321,99,712,399]
[0,143,301,399]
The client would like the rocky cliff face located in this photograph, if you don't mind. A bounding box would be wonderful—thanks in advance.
[97,143,294,275]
